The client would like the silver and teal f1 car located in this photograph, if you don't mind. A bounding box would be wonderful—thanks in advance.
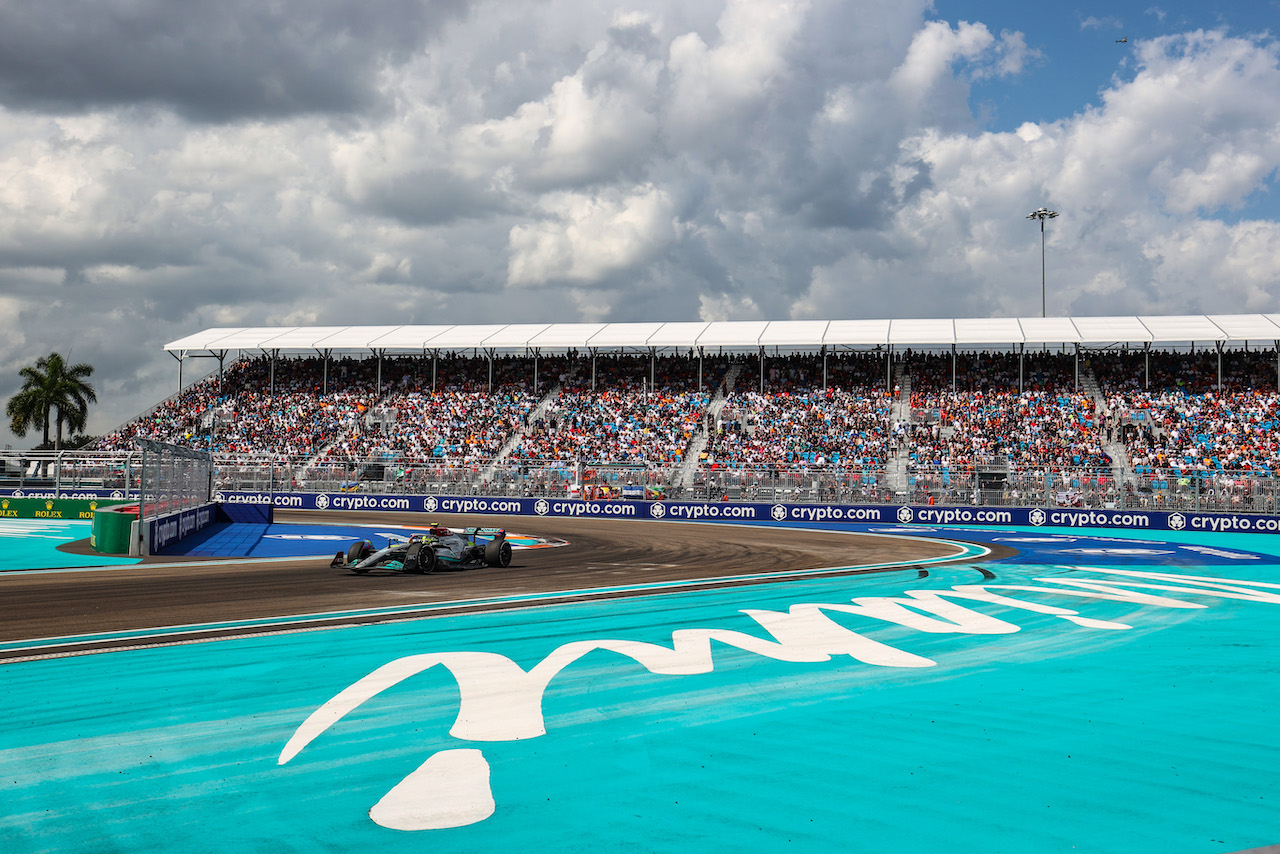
[330,524,513,574]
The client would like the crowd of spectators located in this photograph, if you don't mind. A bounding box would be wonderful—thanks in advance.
[91,347,1280,508]
[510,389,709,465]
[1090,350,1280,505]
[906,389,1107,469]
[97,355,389,455]
[705,388,890,469]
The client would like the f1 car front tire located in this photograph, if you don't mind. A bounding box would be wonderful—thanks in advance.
[405,541,438,574]
[348,540,374,574]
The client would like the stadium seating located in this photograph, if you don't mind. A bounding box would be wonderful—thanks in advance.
[91,346,1280,509]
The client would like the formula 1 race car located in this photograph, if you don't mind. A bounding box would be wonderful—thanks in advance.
[330,524,513,574]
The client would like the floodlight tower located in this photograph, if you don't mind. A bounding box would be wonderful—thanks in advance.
[1026,206,1059,317]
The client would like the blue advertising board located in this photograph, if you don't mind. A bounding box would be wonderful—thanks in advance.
[148,503,216,554]
[5,484,1274,536]
[205,489,1280,535]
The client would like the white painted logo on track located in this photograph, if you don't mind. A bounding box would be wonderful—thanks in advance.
[280,568,1280,833]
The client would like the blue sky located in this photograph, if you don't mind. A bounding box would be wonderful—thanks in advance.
[937,0,1280,222]
[938,1,1280,128]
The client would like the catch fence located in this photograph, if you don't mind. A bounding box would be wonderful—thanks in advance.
[3,450,1278,515]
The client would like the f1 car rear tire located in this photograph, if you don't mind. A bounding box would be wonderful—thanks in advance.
[484,538,513,568]
[405,542,438,574]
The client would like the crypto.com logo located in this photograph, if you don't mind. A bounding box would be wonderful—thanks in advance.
[278,568,1280,832]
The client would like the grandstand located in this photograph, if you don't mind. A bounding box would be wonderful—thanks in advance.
[14,315,1273,513]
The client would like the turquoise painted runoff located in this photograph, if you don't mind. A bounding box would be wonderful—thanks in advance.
[1,527,1278,852]
[0,519,138,570]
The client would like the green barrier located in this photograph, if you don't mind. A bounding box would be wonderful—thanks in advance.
[0,497,129,521]
[91,505,138,554]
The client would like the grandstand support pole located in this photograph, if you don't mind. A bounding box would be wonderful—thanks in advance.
[759,347,764,393]
[1216,341,1223,393]
[650,348,656,392]
[171,351,184,394]
[1275,340,1279,390]
[215,350,226,396]
[1074,344,1080,390]
[270,349,278,396]
[591,349,596,391]
[952,344,956,391]
[320,349,330,395]
[534,349,540,394]
[886,345,892,394]
[375,348,383,394]
[822,345,827,389]
[432,350,438,392]
[487,349,494,393]
[698,347,704,392]
[1019,343,1024,393]
[1144,343,1150,390]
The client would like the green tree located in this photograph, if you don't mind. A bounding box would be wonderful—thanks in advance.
[5,353,98,450]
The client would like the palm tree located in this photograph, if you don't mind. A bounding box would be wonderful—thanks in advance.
[6,386,47,445]
[5,353,97,450]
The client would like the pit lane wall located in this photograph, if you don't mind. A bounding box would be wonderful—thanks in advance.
[199,490,1280,535]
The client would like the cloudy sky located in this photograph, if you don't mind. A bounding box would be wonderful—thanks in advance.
[2,0,1279,446]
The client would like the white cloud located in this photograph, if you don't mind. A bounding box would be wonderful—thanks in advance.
[507,184,678,284]
[665,0,811,148]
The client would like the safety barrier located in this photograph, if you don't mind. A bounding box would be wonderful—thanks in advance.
[208,489,1280,535]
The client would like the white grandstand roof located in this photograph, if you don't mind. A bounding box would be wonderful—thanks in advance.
[368,325,455,349]
[1212,315,1280,339]
[645,322,711,348]
[953,317,1026,344]
[760,320,830,345]
[698,320,772,348]
[1017,317,1081,343]
[163,314,1280,356]
[823,319,891,345]
[529,323,608,348]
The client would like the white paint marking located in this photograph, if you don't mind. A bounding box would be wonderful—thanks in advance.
[369,748,494,830]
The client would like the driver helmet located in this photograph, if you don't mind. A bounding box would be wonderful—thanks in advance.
[428,523,451,537]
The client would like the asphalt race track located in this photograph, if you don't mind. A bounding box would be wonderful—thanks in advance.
[3,511,1002,658]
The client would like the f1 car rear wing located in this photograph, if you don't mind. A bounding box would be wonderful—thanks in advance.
[463,526,506,540]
